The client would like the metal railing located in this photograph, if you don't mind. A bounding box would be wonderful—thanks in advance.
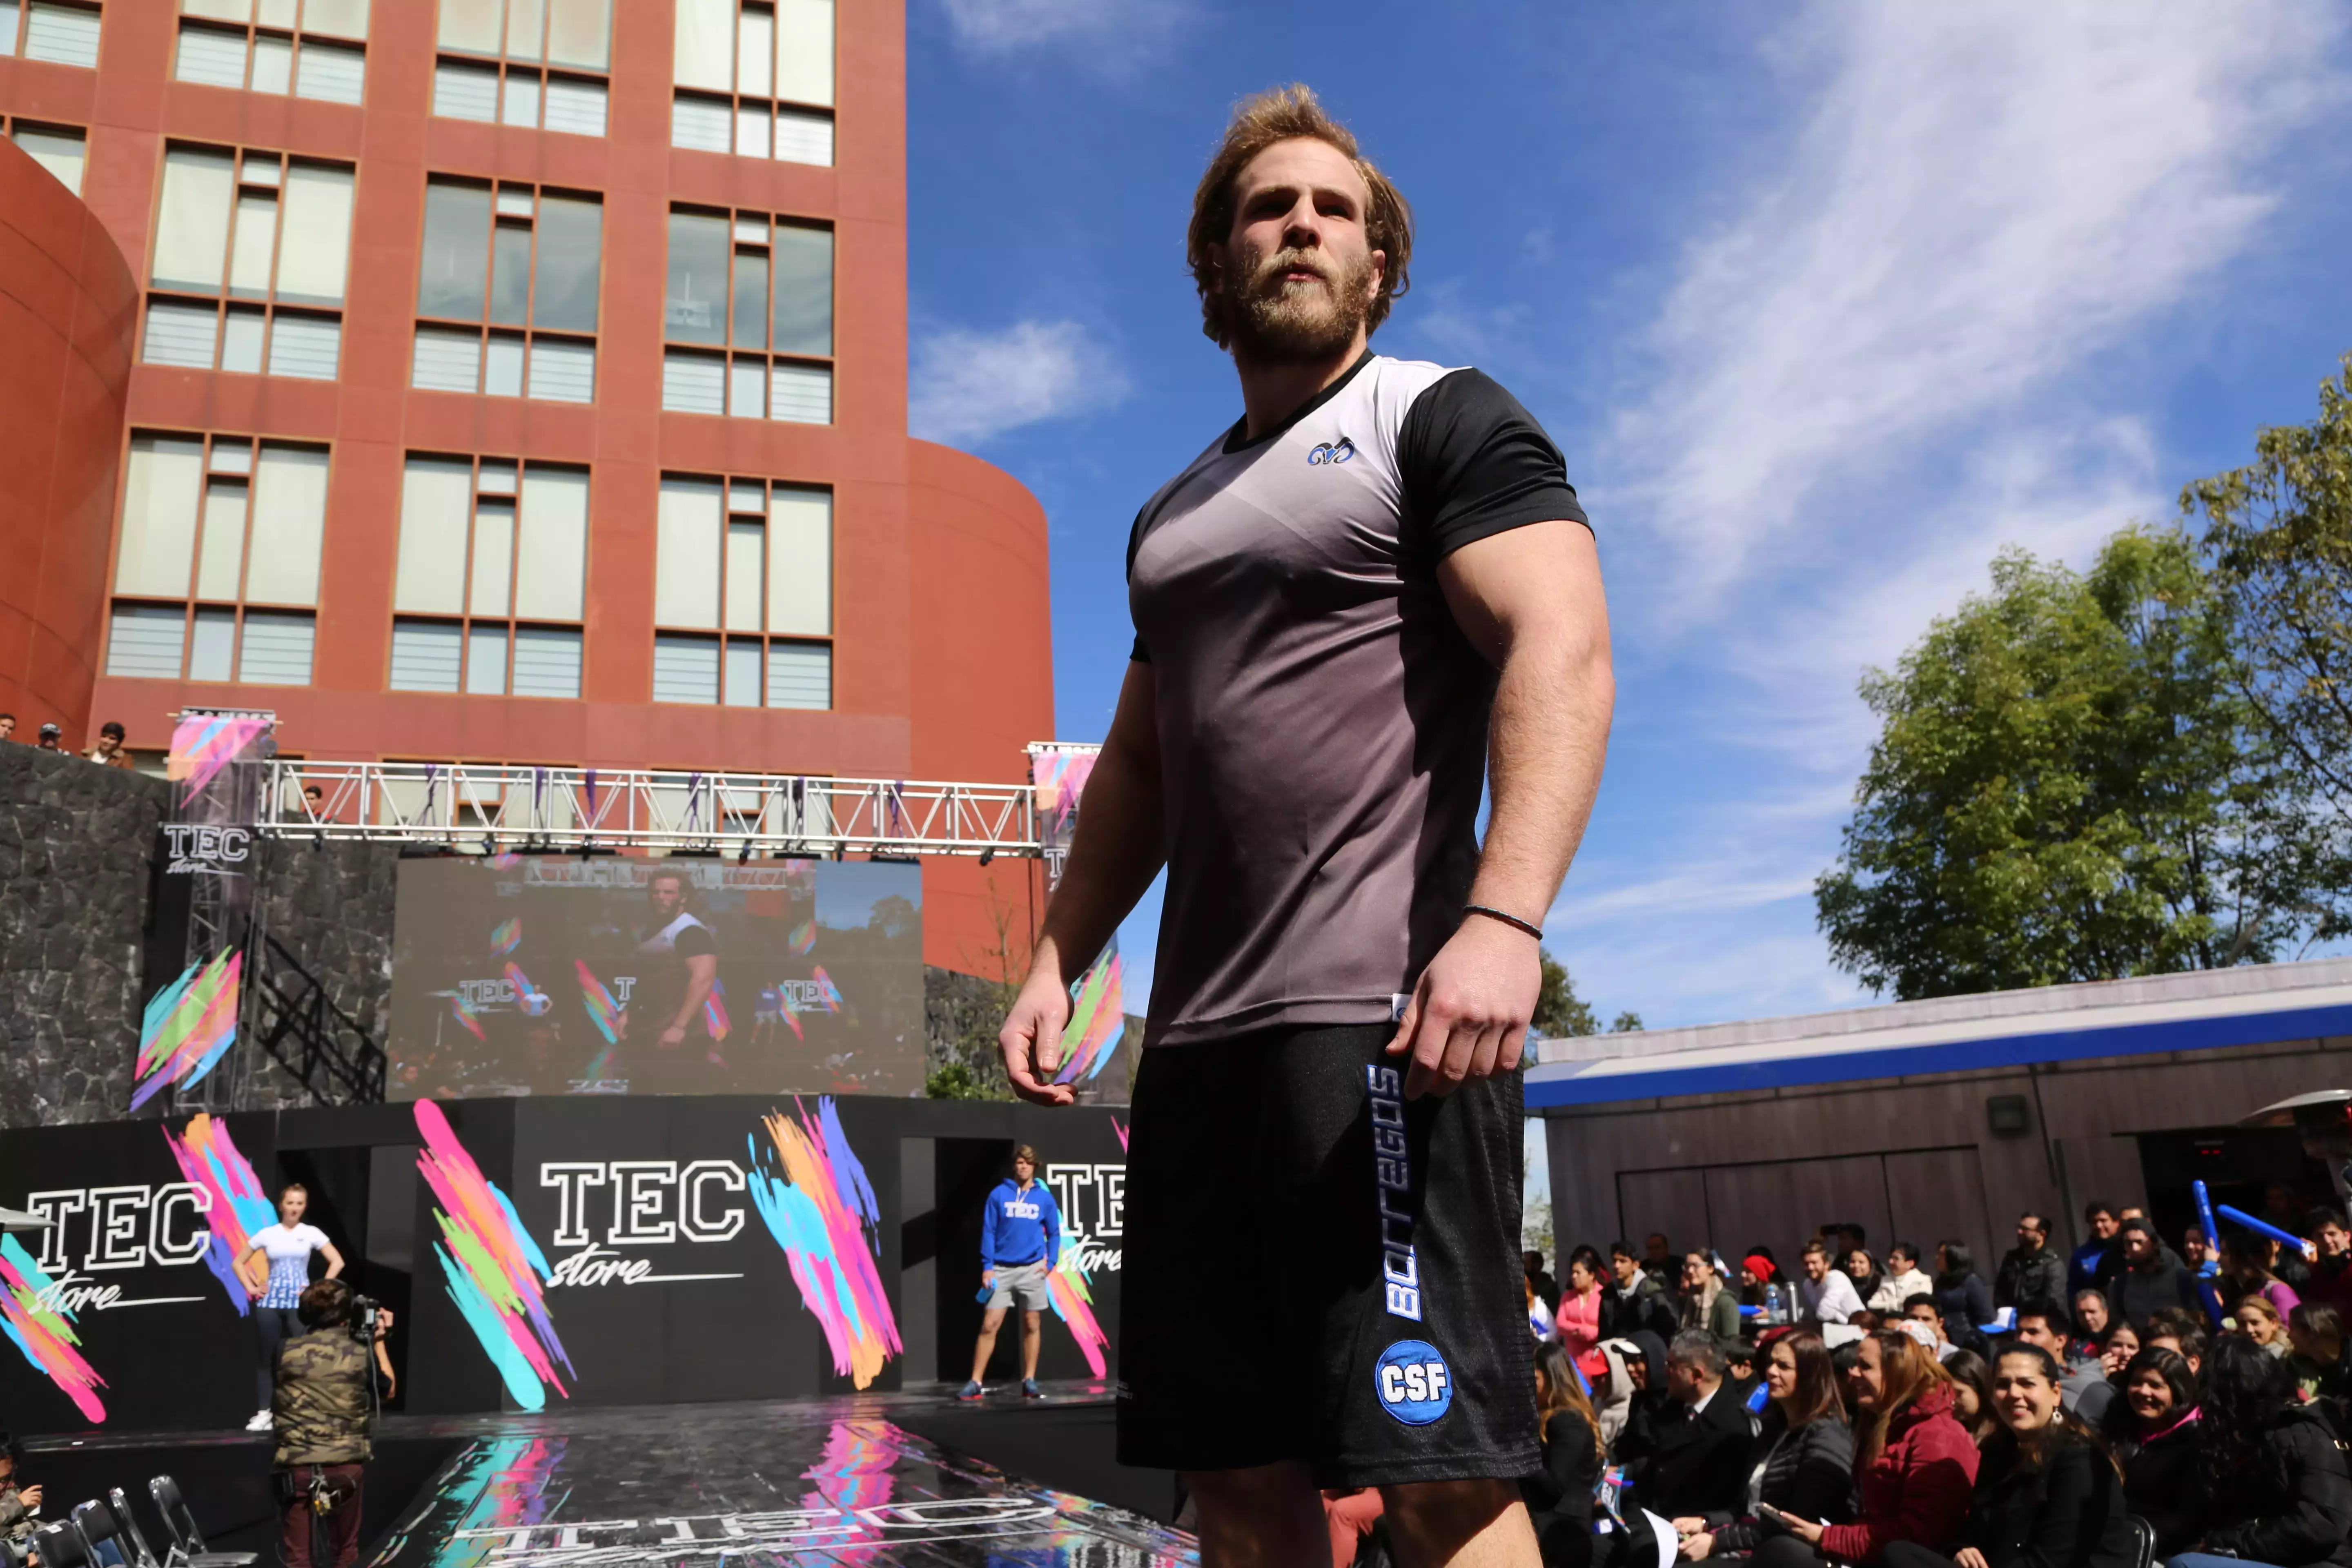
[247,932,387,1106]
[246,760,1042,858]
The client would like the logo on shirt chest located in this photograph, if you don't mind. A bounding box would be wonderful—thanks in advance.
[1002,1200,1040,1219]
[1306,436,1356,466]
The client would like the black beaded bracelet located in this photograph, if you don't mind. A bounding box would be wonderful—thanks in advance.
[1463,903,1544,940]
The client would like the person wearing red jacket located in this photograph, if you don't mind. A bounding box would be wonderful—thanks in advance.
[1754,1327,1980,1568]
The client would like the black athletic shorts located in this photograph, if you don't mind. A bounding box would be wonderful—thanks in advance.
[1115,1023,1536,1488]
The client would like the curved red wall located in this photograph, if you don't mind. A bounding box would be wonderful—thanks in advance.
[0,138,136,745]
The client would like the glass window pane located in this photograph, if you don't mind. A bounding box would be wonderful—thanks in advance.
[478,459,518,494]
[227,191,278,296]
[24,3,101,67]
[655,478,722,629]
[189,607,237,680]
[265,313,341,379]
[773,106,832,166]
[417,180,492,318]
[175,23,247,87]
[727,359,764,418]
[486,332,527,396]
[237,610,315,685]
[735,5,770,96]
[470,498,514,616]
[142,300,219,367]
[724,520,763,631]
[393,456,472,613]
[543,0,605,68]
[514,467,587,621]
[194,477,249,600]
[390,618,462,691]
[541,76,604,136]
[525,338,592,402]
[661,350,724,415]
[773,0,831,107]
[671,0,728,90]
[220,305,266,371]
[489,221,531,324]
[733,105,769,160]
[500,73,540,127]
[11,125,84,196]
[437,0,501,53]
[153,147,236,290]
[182,0,250,19]
[250,33,292,92]
[652,635,719,704]
[503,0,541,58]
[433,60,499,120]
[766,486,829,635]
[411,326,483,392]
[256,0,294,24]
[670,92,731,153]
[510,626,581,698]
[107,605,188,679]
[301,0,369,40]
[293,39,365,103]
[276,162,354,303]
[731,249,767,349]
[723,641,761,707]
[771,223,831,355]
[246,443,328,604]
[117,434,206,597]
[530,196,601,331]
[768,362,829,424]
[464,624,508,695]
[765,641,829,710]
[664,210,728,345]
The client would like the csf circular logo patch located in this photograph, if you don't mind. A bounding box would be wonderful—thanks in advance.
[1374,1340,1454,1425]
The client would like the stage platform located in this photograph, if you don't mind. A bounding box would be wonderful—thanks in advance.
[23,1383,1195,1567]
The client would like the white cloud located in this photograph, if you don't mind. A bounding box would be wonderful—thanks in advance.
[909,319,1128,446]
[935,0,1183,56]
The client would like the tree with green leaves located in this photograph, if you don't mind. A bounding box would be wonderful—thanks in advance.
[1534,950,1639,1037]
[1817,525,2298,999]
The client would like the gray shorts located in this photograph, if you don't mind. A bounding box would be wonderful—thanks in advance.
[986,1261,1053,1312]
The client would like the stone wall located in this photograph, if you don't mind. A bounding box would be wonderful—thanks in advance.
[0,744,167,1126]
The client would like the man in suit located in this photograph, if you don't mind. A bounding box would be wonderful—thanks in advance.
[1627,1330,1756,1520]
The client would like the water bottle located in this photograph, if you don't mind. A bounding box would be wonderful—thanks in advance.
[1765,1283,1782,1325]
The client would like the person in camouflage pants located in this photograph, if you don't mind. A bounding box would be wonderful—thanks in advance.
[273,1280,388,1568]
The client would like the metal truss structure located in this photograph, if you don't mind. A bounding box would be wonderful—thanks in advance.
[245,759,1043,858]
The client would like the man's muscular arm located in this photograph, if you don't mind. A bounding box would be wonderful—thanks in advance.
[999,662,1166,1105]
[1388,520,1613,1097]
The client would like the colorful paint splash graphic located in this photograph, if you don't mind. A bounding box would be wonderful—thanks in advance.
[746,1099,902,1389]
[161,1113,275,1314]
[165,713,270,797]
[0,1233,105,1421]
[130,949,241,1111]
[787,916,817,955]
[1047,1212,1111,1378]
[573,962,621,1042]
[1053,947,1124,1085]
[800,1419,897,1564]
[810,967,843,1013]
[415,1101,572,1410]
[447,992,486,1041]
[500,962,542,1015]
[368,1434,564,1568]
[489,918,521,956]
[703,978,731,1041]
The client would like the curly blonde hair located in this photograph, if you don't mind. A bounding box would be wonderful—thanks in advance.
[1186,84,1413,349]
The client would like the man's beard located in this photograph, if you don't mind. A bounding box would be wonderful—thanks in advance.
[1222,245,1373,365]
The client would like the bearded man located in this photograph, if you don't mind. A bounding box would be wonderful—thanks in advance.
[996,85,1614,1568]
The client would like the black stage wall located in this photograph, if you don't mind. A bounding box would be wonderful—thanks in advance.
[0,1097,1126,1434]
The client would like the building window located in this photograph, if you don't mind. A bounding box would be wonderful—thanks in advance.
[105,432,327,685]
[1,2,104,68]
[669,0,832,167]
[412,178,601,402]
[174,0,366,103]
[432,0,609,137]
[141,145,354,379]
[660,209,831,423]
[5,119,84,195]
[390,454,586,698]
[651,476,830,709]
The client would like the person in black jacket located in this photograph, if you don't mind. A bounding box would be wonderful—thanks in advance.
[1525,1338,1602,1568]
[1604,1241,1681,1343]
[1996,1214,2071,1318]
[2169,1336,2352,1568]
[1934,1241,1995,1345]
[1623,1330,1756,1521]
[2100,1345,2205,1559]
[1878,1343,2136,1568]
[1675,1328,1855,1560]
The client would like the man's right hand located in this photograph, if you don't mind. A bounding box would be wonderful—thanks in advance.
[998,963,1076,1107]
[19,1487,41,1512]
[982,1269,995,1288]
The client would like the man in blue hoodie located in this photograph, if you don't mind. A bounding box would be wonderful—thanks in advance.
[960,1144,1062,1401]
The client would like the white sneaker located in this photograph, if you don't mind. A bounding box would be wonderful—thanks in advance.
[245,1409,272,1432]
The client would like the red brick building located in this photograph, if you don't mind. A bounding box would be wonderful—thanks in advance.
[0,0,1055,974]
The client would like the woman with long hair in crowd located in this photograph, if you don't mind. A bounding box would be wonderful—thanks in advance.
[1942,1350,1997,1446]
[1559,1244,1608,1381]
[1676,1329,1855,1561]
[2167,1335,2352,1568]
[1847,1248,1886,1311]
[1750,1328,1979,1568]
[1523,1338,1604,1568]
[1682,1252,1742,1341]
[2222,1229,2304,1323]
[1873,1344,2134,1568]
[2238,1293,2294,1359]
[1933,1242,1993,1345]
[2100,1345,2205,1559]
[2067,1290,2109,1365]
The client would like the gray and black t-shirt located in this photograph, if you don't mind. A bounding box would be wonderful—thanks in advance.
[1127,351,1589,1045]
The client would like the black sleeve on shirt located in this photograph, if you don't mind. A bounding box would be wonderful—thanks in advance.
[674,926,717,960]
[1397,368,1589,561]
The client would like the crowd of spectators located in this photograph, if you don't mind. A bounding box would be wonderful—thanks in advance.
[1492,1200,2352,1568]
[0,714,135,767]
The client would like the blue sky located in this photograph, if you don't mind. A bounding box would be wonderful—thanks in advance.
[905,2,2352,1032]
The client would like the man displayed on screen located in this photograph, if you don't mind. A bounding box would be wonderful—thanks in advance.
[621,869,719,1086]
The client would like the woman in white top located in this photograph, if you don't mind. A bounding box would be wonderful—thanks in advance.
[239,1183,344,1432]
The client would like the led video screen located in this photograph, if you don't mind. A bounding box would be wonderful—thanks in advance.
[388,856,923,1098]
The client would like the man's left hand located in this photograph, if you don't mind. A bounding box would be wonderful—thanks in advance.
[658,1025,686,1051]
[1385,913,1539,1098]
